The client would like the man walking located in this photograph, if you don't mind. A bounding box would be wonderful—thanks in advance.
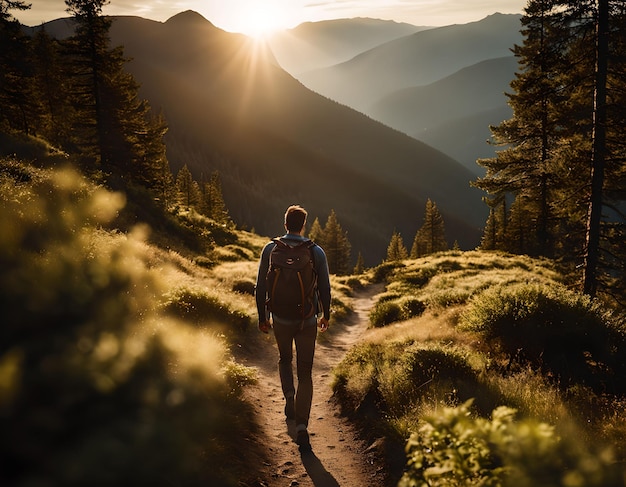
[255,205,331,453]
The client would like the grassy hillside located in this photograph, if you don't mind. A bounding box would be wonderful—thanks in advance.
[0,140,363,485]
[334,252,626,485]
[3,136,625,485]
[0,153,266,485]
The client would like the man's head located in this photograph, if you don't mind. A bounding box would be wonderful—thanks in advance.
[284,205,307,234]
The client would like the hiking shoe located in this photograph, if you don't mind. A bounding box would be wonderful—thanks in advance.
[296,429,311,453]
[284,397,295,420]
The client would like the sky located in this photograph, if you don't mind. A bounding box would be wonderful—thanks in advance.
[15,0,525,37]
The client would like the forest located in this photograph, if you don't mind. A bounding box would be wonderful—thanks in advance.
[1,0,625,485]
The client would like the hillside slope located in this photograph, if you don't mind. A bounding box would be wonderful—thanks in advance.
[370,56,518,174]
[105,11,487,264]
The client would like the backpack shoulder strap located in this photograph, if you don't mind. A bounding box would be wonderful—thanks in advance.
[272,237,313,249]
[271,237,289,248]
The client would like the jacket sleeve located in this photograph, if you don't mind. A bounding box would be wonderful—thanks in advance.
[313,245,332,320]
[255,242,274,323]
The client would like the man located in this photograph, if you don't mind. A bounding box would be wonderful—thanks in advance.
[255,205,331,453]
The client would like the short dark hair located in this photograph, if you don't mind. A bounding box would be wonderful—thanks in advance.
[284,205,307,232]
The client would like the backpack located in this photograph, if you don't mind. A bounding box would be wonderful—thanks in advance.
[266,237,317,321]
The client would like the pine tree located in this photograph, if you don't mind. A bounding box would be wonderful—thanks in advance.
[474,1,570,258]
[307,217,325,246]
[479,195,506,251]
[353,252,365,274]
[31,27,74,145]
[411,199,447,257]
[175,164,201,210]
[387,231,408,262]
[0,0,33,133]
[321,209,351,275]
[205,171,232,226]
[474,0,626,300]
[63,0,169,187]
[410,228,425,258]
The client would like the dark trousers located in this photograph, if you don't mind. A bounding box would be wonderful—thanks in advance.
[272,315,318,427]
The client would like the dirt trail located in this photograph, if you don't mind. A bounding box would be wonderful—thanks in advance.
[239,283,386,487]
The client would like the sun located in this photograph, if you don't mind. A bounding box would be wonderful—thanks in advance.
[236,2,291,38]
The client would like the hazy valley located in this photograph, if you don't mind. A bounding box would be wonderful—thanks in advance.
[269,13,522,176]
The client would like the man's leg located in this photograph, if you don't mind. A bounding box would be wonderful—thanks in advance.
[273,320,297,405]
[293,317,318,428]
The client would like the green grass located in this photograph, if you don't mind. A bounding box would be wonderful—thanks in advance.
[333,250,626,485]
[0,159,259,486]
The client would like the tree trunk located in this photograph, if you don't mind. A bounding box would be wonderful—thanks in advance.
[582,0,609,297]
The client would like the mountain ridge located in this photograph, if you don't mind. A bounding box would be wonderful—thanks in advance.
[297,13,522,112]
[30,12,489,264]
[106,13,486,263]
[268,17,427,74]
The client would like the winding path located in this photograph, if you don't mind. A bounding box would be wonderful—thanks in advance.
[241,283,385,486]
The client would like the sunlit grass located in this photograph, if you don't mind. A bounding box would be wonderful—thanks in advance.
[334,249,626,484]
[0,160,259,485]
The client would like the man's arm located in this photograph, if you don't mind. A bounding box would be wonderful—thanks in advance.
[313,245,331,321]
[255,242,274,331]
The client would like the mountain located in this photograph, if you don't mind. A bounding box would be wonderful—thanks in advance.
[417,105,513,174]
[297,13,522,113]
[98,11,487,264]
[30,11,487,264]
[370,56,518,174]
[271,13,522,177]
[267,18,427,75]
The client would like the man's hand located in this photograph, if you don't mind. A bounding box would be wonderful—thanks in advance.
[318,317,329,333]
[258,320,271,334]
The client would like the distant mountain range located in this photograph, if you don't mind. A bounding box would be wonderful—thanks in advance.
[270,13,523,175]
[33,11,496,264]
[268,18,427,74]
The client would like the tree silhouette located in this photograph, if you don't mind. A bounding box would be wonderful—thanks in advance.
[175,164,201,210]
[387,230,408,262]
[0,0,32,133]
[474,0,626,300]
[411,199,447,257]
[307,216,324,246]
[321,209,351,275]
[63,0,170,187]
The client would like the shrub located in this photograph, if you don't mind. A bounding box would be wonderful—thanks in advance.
[163,286,251,331]
[460,283,626,392]
[172,207,238,247]
[369,296,425,327]
[370,300,403,327]
[400,296,427,319]
[194,255,216,269]
[334,341,480,419]
[401,266,438,287]
[0,164,254,486]
[232,279,255,296]
[377,343,479,416]
[400,400,625,487]
[372,261,403,283]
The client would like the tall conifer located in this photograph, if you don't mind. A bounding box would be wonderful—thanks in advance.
[321,209,351,275]
[0,0,33,133]
[387,231,408,262]
[411,199,447,257]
